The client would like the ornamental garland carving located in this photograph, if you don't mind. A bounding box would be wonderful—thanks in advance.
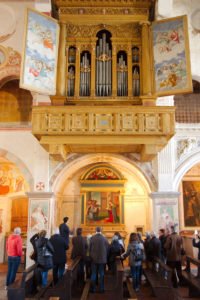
[66,23,141,38]
[59,7,148,16]
[177,138,200,160]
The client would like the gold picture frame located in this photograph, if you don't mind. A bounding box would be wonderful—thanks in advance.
[20,8,60,95]
[151,15,192,96]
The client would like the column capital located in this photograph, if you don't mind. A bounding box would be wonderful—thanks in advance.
[139,21,151,27]
[150,191,180,200]
[26,192,54,199]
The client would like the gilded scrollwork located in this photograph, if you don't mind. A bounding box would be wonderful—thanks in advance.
[66,23,141,38]
[60,7,148,16]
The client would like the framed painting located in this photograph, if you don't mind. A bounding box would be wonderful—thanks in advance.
[151,15,192,96]
[84,191,122,225]
[20,8,59,95]
[182,181,200,227]
[29,199,49,232]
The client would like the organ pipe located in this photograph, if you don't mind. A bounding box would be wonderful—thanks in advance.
[117,54,128,96]
[80,52,91,96]
[96,33,112,96]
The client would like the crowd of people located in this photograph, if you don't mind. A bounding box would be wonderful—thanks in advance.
[5,220,200,294]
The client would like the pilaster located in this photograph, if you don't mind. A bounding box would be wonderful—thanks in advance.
[26,192,54,267]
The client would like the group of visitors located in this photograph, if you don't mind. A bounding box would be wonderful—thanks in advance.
[5,220,200,294]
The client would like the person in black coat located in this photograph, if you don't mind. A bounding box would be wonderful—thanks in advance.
[50,228,68,284]
[192,232,200,259]
[71,227,87,284]
[30,233,39,262]
[148,231,161,262]
[59,217,70,248]
[35,230,54,287]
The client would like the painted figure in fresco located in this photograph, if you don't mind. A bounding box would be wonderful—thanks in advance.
[159,208,174,232]
[185,193,200,226]
[31,205,48,231]
[106,200,115,223]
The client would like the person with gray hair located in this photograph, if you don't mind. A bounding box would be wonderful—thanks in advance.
[6,227,22,288]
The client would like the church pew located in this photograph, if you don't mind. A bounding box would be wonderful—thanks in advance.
[143,257,182,300]
[7,263,51,300]
[41,256,81,300]
[182,255,200,297]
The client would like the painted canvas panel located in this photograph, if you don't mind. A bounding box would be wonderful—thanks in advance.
[20,8,59,95]
[29,199,49,232]
[183,181,200,227]
[152,15,192,96]
[85,191,120,225]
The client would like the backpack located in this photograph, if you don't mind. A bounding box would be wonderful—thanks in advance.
[131,246,143,262]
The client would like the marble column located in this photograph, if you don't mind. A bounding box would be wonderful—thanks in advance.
[26,192,54,267]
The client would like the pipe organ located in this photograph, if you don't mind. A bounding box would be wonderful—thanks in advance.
[65,25,143,103]
[34,1,176,162]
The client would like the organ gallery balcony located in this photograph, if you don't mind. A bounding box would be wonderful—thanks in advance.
[32,105,175,161]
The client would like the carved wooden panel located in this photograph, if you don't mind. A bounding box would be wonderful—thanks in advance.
[32,106,174,136]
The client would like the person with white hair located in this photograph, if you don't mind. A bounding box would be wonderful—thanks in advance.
[49,227,68,284]
[6,227,22,288]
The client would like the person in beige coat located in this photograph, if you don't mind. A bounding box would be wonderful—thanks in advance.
[164,225,184,288]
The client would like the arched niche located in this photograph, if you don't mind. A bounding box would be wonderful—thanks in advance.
[51,154,154,237]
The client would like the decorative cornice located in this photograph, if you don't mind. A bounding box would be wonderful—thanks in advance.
[54,0,152,8]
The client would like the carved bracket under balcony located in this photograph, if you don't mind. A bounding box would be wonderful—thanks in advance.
[32,105,175,161]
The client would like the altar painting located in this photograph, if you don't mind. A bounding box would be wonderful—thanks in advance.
[85,191,120,225]
[20,8,59,95]
[152,15,192,96]
[183,181,200,227]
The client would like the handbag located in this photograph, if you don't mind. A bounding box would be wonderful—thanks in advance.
[30,250,37,261]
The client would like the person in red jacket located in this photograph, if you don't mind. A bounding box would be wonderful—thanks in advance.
[6,227,22,287]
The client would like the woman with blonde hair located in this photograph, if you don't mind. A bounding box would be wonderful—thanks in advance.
[35,230,54,287]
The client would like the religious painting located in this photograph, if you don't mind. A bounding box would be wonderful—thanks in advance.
[0,159,28,195]
[29,199,49,232]
[152,15,192,96]
[85,191,121,225]
[20,8,59,95]
[183,181,200,227]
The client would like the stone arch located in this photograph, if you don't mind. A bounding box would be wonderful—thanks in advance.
[50,153,156,194]
[174,150,200,191]
[51,154,155,233]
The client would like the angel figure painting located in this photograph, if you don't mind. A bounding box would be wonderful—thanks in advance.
[152,16,192,96]
[20,9,59,95]
[85,191,120,225]
[30,200,49,232]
